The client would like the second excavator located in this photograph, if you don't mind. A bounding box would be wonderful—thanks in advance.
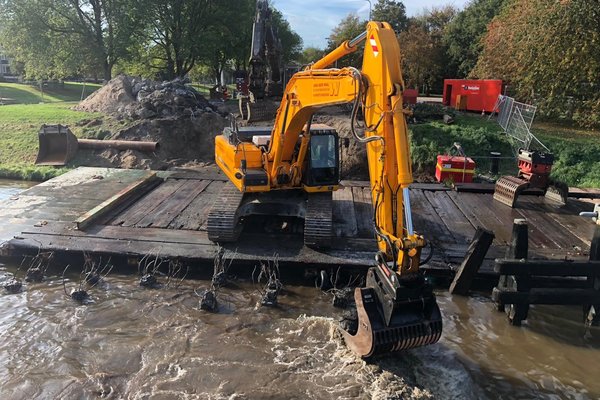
[209,21,442,357]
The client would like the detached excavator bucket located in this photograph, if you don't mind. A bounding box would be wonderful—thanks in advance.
[35,124,79,166]
[493,175,530,208]
[238,95,275,122]
[340,267,443,358]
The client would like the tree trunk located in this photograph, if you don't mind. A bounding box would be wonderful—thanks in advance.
[103,60,112,82]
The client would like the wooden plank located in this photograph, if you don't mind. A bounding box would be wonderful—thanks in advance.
[493,287,600,305]
[495,259,600,276]
[9,233,218,260]
[449,228,495,295]
[517,196,589,250]
[410,189,456,245]
[411,183,450,191]
[7,232,375,267]
[453,182,495,193]
[168,180,224,231]
[110,179,186,227]
[20,221,214,246]
[332,186,358,237]
[167,168,228,182]
[448,192,556,249]
[533,198,596,247]
[135,179,211,228]
[424,191,475,244]
[352,186,375,238]
[569,187,600,199]
[76,173,159,230]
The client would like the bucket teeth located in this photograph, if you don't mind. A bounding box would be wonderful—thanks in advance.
[494,176,530,208]
[340,287,443,358]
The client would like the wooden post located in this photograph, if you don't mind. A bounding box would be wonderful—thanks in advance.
[450,227,495,295]
[584,225,600,326]
[495,219,530,322]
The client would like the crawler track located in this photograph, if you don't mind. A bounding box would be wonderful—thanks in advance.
[207,182,244,242]
[304,192,333,248]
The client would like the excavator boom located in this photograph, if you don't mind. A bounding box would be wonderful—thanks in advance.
[315,22,443,357]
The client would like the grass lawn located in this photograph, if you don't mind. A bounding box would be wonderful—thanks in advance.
[410,113,600,188]
[0,81,100,104]
[0,102,100,180]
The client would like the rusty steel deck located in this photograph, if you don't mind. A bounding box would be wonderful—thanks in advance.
[0,167,598,279]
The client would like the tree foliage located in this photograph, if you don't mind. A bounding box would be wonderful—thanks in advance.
[326,14,366,68]
[400,6,456,93]
[371,0,408,33]
[0,0,143,80]
[473,0,600,127]
[444,0,507,78]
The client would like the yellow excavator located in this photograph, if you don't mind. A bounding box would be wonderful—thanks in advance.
[209,21,442,357]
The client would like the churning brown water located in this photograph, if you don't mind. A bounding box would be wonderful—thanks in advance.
[1,184,599,400]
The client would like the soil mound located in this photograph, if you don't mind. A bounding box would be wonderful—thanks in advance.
[75,75,215,119]
[72,75,227,170]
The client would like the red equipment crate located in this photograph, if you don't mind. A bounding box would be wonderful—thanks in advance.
[435,155,476,183]
[403,88,418,105]
[442,79,503,113]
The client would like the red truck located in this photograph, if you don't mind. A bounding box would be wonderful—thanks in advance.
[442,79,503,113]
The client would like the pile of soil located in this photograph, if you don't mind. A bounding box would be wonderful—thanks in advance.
[72,75,228,170]
[314,107,369,180]
[75,75,215,119]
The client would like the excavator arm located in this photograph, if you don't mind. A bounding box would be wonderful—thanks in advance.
[308,22,443,357]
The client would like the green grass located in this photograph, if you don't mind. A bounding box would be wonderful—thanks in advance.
[0,82,100,104]
[410,114,514,174]
[533,124,600,188]
[0,102,101,180]
[409,113,600,188]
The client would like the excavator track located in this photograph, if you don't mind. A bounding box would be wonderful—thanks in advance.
[207,182,245,242]
[304,192,333,248]
[341,287,443,358]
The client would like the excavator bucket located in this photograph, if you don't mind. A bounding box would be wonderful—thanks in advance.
[493,175,530,208]
[340,266,443,358]
[35,124,79,166]
[238,95,275,122]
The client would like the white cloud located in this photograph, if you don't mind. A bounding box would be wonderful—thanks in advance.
[273,0,469,49]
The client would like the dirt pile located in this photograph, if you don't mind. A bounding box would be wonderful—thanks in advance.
[72,75,227,170]
[313,107,369,180]
[75,75,215,119]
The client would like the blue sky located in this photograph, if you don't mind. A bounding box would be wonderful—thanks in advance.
[273,0,470,49]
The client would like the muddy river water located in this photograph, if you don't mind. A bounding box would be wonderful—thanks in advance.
[0,182,599,399]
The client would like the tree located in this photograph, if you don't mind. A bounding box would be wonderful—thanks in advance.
[399,25,441,92]
[271,9,303,64]
[473,0,600,127]
[326,14,366,68]
[444,0,508,77]
[401,6,457,93]
[299,47,325,65]
[0,0,143,81]
[144,0,215,80]
[371,0,408,33]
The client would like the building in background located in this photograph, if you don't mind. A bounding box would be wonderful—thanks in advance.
[0,48,12,76]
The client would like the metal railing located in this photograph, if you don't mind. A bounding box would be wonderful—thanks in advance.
[491,95,548,155]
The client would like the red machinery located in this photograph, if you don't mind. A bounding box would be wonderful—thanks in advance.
[443,79,503,113]
[435,143,475,184]
[493,149,556,208]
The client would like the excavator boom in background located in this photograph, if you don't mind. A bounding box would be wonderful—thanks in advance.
[209,21,442,357]
[237,0,283,122]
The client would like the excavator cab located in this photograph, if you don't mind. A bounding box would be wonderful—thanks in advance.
[304,131,339,187]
